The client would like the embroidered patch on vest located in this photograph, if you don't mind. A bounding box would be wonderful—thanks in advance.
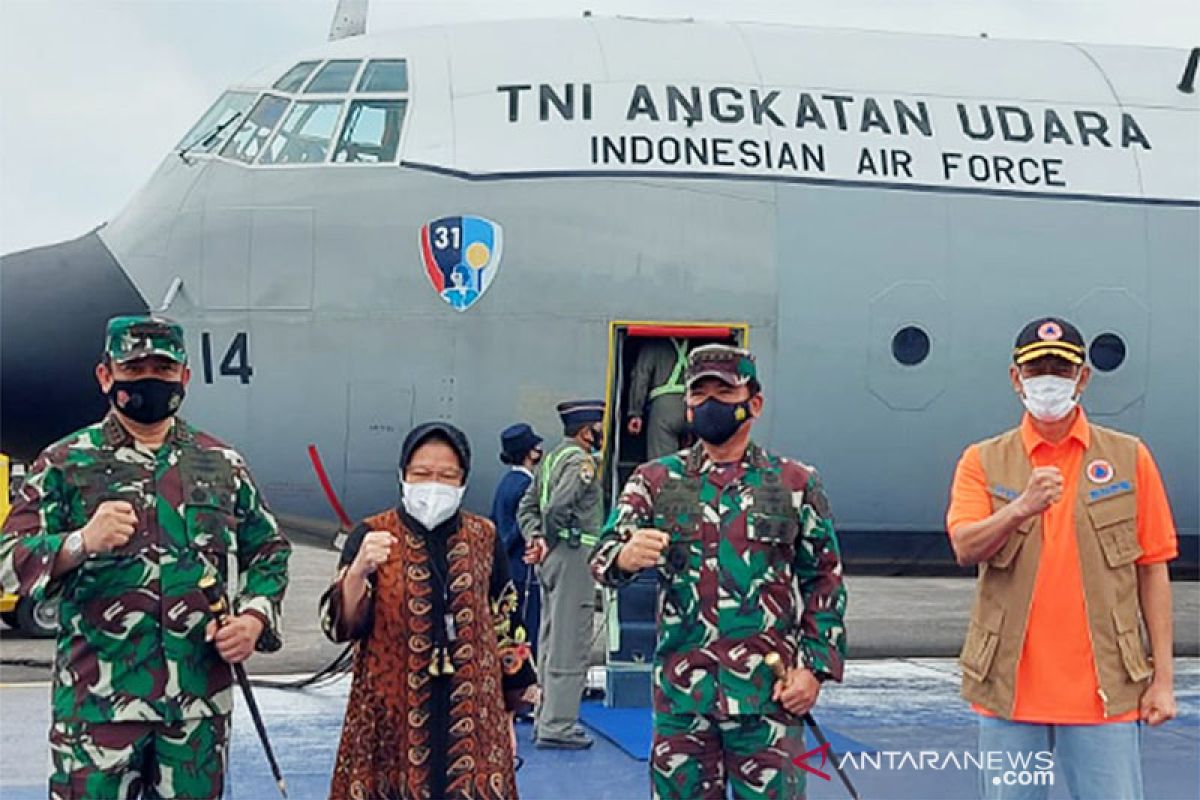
[1087,459,1114,484]
[989,485,1020,501]
[1089,480,1132,501]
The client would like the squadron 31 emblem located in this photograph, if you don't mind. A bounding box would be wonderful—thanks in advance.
[419,216,503,312]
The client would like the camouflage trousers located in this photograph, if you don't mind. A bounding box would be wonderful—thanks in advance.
[651,710,806,800]
[49,716,229,800]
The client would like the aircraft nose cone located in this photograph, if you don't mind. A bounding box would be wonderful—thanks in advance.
[1,231,146,461]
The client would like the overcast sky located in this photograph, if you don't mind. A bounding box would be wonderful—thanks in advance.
[1,0,1196,255]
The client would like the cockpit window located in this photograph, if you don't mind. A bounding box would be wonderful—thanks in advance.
[357,60,408,92]
[221,94,290,163]
[177,91,255,153]
[259,100,343,165]
[304,60,361,94]
[333,100,406,163]
[273,61,320,93]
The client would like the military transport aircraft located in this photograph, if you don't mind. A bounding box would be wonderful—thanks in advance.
[2,0,1197,645]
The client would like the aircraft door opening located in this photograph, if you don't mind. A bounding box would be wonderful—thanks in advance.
[600,321,746,708]
[603,323,747,504]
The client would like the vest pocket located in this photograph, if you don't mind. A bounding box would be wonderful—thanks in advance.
[959,605,1004,682]
[747,512,798,546]
[987,518,1034,570]
[185,492,238,587]
[1112,606,1153,682]
[1087,500,1141,568]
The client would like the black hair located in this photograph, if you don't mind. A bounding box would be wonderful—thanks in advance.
[400,422,472,479]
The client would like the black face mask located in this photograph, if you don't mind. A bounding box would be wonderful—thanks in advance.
[109,379,185,424]
[689,397,753,445]
[588,426,605,454]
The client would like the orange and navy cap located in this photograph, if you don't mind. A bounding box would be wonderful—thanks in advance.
[1013,317,1086,366]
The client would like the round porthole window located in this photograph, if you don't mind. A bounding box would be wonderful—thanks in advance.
[891,326,930,366]
[1090,333,1126,372]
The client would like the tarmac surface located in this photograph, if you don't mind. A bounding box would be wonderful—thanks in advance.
[3,542,1197,684]
[1,544,1198,798]
[1,660,1196,799]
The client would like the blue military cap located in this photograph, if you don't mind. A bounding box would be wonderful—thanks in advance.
[500,423,543,464]
[557,399,606,430]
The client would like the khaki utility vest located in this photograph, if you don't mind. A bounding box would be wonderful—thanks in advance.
[959,423,1153,719]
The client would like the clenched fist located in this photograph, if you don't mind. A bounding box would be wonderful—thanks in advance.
[1140,678,1177,727]
[627,417,644,436]
[205,614,264,665]
[1015,466,1064,518]
[81,500,137,556]
[615,529,670,572]
[349,530,397,579]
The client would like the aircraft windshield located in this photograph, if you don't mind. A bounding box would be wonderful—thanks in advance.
[215,58,410,167]
[221,94,289,164]
[177,91,255,153]
[358,60,408,93]
[259,100,343,165]
[304,60,361,94]
[273,61,319,93]
[333,100,406,164]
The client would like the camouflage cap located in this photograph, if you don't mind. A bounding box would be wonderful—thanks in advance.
[105,315,187,365]
[684,344,757,389]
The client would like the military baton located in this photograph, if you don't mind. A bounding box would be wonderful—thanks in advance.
[765,652,861,800]
[199,575,288,798]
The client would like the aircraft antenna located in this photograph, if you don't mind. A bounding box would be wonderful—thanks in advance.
[1179,47,1198,94]
[329,0,368,41]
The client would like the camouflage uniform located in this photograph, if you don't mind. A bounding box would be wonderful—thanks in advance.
[0,316,291,800]
[591,346,847,800]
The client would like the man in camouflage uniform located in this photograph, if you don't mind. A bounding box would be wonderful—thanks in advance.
[0,315,291,799]
[517,399,606,749]
[591,344,847,800]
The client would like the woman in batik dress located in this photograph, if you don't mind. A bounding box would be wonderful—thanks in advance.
[321,422,538,800]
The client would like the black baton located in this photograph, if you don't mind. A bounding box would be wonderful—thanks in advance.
[765,652,861,800]
[199,575,288,798]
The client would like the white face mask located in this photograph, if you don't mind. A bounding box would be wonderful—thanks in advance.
[1020,375,1079,422]
[401,480,465,529]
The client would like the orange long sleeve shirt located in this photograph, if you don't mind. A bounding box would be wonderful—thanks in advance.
[947,410,1178,724]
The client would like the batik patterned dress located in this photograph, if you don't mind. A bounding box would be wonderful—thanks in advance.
[321,507,536,800]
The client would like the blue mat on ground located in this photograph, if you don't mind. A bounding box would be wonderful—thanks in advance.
[579,701,875,762]
[580,701,655,761]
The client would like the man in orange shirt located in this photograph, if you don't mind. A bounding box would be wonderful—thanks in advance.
[947,317,1177,800]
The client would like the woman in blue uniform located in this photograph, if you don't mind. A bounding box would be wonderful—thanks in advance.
[490,423,544,667]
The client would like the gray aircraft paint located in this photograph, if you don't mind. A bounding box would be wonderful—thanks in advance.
[4,17,1197,557]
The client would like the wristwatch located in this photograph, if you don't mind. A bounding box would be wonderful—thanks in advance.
[64,530,87,561]
[799,649,831,683]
